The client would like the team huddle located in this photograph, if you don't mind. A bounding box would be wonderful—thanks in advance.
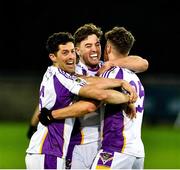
[25,23,148,169]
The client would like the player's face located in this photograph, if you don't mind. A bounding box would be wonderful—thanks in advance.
[76,34,101,68]
[55,42,76,73]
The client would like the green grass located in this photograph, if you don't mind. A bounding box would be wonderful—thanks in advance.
[0,122,29,168]
[0,122,180,168]
[142,124,180,169]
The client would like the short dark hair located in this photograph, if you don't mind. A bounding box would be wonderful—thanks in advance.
[74,23,103,46]
[46,32,74,54]
[105,27,135,54]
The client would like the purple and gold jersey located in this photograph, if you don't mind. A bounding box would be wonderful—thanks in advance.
[100,66,145,157]
[26,66,86,158]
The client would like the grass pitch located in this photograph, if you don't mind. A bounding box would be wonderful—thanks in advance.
[0,122,180,168]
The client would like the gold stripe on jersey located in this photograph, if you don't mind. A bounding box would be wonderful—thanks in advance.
[96,165,110,169]
[39,128,48,153]
[121,125,126,153]
[80,129,84,144]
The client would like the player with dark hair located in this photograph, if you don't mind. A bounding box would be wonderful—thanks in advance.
[91,26,145,169]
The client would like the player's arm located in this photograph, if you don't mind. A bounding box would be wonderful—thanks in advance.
[53,84,134,117]
[96,56,149,75]
[39,78,136,125]
[39,79,135,124]
[27,105,39,139]
[83,76,131,90]
[115,55,149,73]
[30,105,39,125]
[80,77,137,103]
[101,89,131,104]
[39,89,131,125]
[38,99,99,125]
[52,99,100,119]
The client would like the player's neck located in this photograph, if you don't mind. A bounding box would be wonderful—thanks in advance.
[79,60,99,70]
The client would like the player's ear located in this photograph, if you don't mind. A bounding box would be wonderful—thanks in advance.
[106,41,111,54]
[49,53,56,62]
[75,47,80,56]
[104,44,108,61]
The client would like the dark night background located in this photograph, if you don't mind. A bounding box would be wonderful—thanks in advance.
[1,0,179,76]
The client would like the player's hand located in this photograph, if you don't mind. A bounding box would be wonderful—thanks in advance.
[121,80,137,103]
[27,125,37,139]
[38,108,54,126]
[124,103,136,119]
[96,61,115,76]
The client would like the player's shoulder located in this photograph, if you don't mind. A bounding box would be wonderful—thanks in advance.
[123,68,135,74]
[100,66,120,78]
[41,66,56,82]
[100,66,135,78]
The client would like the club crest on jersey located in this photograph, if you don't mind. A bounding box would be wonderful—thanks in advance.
[100,152,113,164]
[75,77,82,83]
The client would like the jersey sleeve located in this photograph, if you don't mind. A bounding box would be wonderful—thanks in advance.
[55,70,87,95]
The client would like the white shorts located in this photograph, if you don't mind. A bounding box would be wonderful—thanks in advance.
[91,149,144,169]
[71,140,100,169]
[25,153,65,169]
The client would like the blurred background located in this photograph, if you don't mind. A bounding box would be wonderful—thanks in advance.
[0,0,180,168]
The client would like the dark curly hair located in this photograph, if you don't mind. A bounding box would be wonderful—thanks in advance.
[46,32,74,54]
[105,27,135,55]
[74,23,103,46]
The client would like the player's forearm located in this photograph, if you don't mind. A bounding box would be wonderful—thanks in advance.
[113,55,149,73]
[51,100,98,119]
[79,84,130,104]
[30,105,40,126]
[79,86,108,101]
[79,78,137,103]
[85,76,127,90]
[103,89,130,104]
